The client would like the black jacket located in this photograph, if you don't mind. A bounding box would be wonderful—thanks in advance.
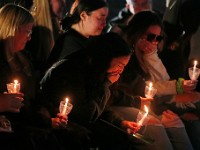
[40,51,124,127]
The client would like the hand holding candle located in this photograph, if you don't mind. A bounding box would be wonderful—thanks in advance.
[7,80,20,93]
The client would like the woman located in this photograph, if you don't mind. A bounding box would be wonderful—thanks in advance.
[118,10,200,114]
[0,3,34,107]
[113,10,194,150]
[0,4,43,149]
[45,0,108,70]
[41,32,145,149]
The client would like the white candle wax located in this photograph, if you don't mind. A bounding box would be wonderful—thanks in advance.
[14,80,18,93]
[192,60,198,80]
[146,82,153,98]
[61,98,69,115]
[138,105,149,126]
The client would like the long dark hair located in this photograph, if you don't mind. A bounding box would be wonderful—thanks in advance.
[62,0,108,29]
[123,10,163,47]
[86,32,131,83]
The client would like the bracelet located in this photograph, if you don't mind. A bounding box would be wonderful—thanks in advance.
[176,78,184,94]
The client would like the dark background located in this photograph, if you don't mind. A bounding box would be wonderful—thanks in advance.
[0,0,166,21]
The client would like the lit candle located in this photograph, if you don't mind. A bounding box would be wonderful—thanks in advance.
[14,80,18,93]
[138,105,149,126]
[146,82,153,98]
[61,98,69,115]
[192,60,198,80]
[7,79,20,93]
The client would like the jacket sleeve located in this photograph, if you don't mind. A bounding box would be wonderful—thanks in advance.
[70,80,123,127]
[143,50,170,82]
[41,60,124,127]
[143,50,177,95]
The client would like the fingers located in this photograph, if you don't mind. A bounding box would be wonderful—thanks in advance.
[140,97,153,101]
[57,113,68,120]
[52,117,68,129]
[4,92,24,97]
[10,98,24,112]
[183,80,197,91]
[16,96,24,102]
[162,110,177,119]
[138,38,157,54]
[122,120,140,134]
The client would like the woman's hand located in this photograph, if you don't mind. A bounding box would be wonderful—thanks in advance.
[51,113,68,128]
[161,110,184,128]
[137,38,157,54]
[175,91,200,103]
[121,120,140,134]
[0,93,24,113]
[140,96,153,111]
[183,80,198,92]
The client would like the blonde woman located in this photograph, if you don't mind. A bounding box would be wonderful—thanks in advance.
[0,3,34,101]
[0,4,89,149]
[0,3,36,149]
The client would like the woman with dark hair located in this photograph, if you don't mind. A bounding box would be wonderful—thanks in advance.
[40,32,148,149]
[119,10,199,113]
[45,0,108,70]
[111,10,195,150]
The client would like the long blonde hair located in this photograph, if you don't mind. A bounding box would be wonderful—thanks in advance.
[0,4,33,39]
[29,0,54,61]
[30,0,53,33]
[0,4,33,61]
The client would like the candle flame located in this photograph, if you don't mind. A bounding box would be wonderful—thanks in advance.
[194,60,198,66]
[65,98,69,105]
[149,82,152,88]
[14,80,18,84]
[144,105,149,114]
[148,82,153,91]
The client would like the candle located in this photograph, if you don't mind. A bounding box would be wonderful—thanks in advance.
[192,60,198,80]
[14,80,18,93]
[7,79,20,93]
[61,98,69,115]
[137,105,149,126]
[149,82,152,91]
[146,82,153,98]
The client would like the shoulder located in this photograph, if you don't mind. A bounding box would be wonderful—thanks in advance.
[61,29,89,47]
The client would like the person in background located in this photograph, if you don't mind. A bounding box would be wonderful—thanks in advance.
[49,0,67,39]
[25,0,67,82]
[45,0,108,70]
[159,0,200,149]
[107,0,152,33]
[112,0,152,23]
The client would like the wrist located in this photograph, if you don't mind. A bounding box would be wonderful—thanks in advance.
[176,78,184,94]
